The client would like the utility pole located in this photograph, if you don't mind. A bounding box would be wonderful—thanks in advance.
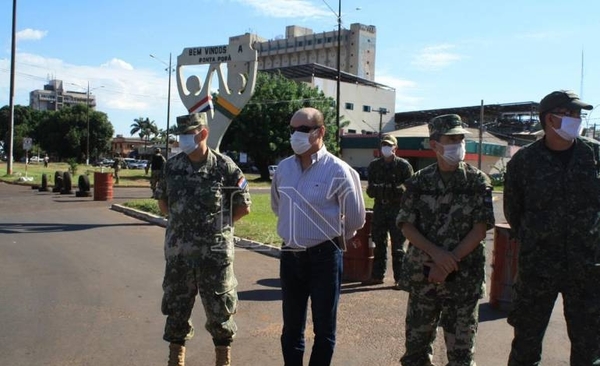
[478,100,484,169]
[150,53,174,157]
[377,107,388,140]
[86,82,90,165]
[336,0,342,155]
[7,0,17,175]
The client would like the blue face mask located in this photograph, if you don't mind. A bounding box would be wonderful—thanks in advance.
[179,134,198,154]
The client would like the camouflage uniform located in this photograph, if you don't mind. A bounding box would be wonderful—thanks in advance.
[155,145,251,346]
[367,135,414,282]
[504,136,600,365]
[397,114,495,366]
[150,149,166,194]
[112,157,122,184]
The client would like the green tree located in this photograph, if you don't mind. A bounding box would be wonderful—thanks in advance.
[1,104,114,162]
[222,71,345,180]
[130,117,158,153]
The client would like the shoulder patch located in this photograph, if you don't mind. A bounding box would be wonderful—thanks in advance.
[237,177,248,190]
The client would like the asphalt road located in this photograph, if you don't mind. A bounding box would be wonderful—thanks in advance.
[0,182,570,365]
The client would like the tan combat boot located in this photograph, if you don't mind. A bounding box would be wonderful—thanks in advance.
[215,345,231,366]
[168,343,185,366]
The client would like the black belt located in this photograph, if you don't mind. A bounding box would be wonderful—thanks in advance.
[282,238,339,255]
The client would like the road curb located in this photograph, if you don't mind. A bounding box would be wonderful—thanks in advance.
[110,203,282,259]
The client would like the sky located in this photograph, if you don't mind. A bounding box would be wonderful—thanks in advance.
[1,0,600,137]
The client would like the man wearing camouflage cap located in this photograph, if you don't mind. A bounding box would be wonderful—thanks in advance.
[396,114,494,365]
[155,112,252,366]
[504,90,600,365]
[362,133,414,288]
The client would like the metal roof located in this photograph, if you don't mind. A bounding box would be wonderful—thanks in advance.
[395,101,539,125]
[261,63,395,91]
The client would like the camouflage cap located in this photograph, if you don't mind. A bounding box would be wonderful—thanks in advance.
[428,114,471,136]
[175,112,208,135]
[539,90,593,114]
[381,134,397,146]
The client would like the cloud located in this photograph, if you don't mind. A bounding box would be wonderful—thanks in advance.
[236,0,331,18]
[412,44,462,71]
[375,73,422,111]
[16,28,48,41]
[101,58,134,71]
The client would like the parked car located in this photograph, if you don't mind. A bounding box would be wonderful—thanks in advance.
[100,159,115,167]
[123,158,137,169]
[29,156,43,163]
[128,160,147,170]
[268,165,278,179]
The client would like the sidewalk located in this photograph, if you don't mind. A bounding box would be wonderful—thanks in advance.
[111,200,570,365]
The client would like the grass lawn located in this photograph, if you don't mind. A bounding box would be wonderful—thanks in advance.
[0,162,272,188]
[124,191,375,246]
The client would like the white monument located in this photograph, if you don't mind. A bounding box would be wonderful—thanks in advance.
[177,33,259,150]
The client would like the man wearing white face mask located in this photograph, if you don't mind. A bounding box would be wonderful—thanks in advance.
[396,114,495,365]
[363,134,414,288]
[155,112,252,366]
[271,107,365,366]
[504,90,600,365]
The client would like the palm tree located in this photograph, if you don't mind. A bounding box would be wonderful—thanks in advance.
[130,117,158,155]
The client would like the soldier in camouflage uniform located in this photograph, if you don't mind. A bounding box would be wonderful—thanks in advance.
[150,147,166,196]
[362,134,414,288]
[155,112,251,366]
[396,114,494,366]
[504,90,600,366]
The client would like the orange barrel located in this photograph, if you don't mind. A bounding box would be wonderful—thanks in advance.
[342,211,374,282]
[489,223,519,310]
[93,172,114,201]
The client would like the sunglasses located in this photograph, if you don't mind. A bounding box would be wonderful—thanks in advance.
[289,125,321,134]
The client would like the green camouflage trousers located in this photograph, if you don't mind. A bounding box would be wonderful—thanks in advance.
[161,261,238,346]
[371,203,406,281]
[508,269,600,366]
[150,170,162,193]
[401,292,478,366]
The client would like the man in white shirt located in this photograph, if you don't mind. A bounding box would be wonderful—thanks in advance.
[271,107,366,366]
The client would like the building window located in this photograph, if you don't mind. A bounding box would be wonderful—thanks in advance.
[317,38,322,44]
[298,41,303,47]
[307,40,312,45]
[363,105,371,112]
[345,102,354,110]
[347,129,356,134]
[327,37,332,43]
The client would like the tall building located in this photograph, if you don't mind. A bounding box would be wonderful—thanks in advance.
[29,79,97,111]
[255,23,394,135]
[256,23,377,81]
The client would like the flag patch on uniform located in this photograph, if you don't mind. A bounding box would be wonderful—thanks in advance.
[237,177,248,190]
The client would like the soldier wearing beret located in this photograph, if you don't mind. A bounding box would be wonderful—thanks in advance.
[155,112,252,366]
[362,134,414,288]
[396,114,494,365]
[504,90,600,365]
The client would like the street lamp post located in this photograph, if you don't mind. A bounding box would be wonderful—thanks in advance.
[150,53,174,157]
[376,107,388,140]
[85,83,104,165]
[336,0,342,155]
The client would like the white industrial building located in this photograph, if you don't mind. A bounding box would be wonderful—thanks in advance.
[29,79,96,112]
[255,23,395,135]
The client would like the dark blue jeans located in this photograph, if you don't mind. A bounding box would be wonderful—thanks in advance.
[280,241,343,366]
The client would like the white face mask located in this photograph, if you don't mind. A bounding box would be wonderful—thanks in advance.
[290,131,313,155]
[179,134,198,154]
[552,115,583,141]
[381,145,395,158]
[437,140,466,165]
